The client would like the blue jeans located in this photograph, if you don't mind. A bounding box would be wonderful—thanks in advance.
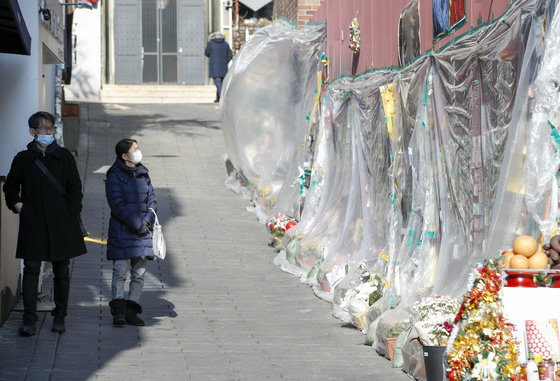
[111,258,147,302]
[213,77,223,101]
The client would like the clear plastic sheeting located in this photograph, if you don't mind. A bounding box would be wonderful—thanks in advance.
[296,81,353,296]
[487,0,560,255]
[222,1,560,380]
[372,59,440,363]
[331,71,394,324]
[221,21,326,223]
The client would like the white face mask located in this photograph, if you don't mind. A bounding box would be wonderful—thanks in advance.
[127,150,142,164]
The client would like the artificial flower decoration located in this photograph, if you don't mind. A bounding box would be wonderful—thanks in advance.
[470,352,499,381]
[349,17,360,54]
[265,213,297,238]
[446,257,520,381]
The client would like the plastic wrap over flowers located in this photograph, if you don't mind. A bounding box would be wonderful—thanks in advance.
[221,2,560,380]
[221,21,326,223]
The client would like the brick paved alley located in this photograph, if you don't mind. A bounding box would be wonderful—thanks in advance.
[0,103,410,381]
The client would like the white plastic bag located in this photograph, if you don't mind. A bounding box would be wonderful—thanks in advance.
[149,208,166,260]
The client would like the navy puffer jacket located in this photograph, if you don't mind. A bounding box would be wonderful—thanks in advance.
[105,159,157,260]
[205,37,233,78]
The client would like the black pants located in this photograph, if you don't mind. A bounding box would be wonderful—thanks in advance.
[22,259,70,323]
[213,77,224,101]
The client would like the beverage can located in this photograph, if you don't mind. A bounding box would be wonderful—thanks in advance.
[539,361,555,381]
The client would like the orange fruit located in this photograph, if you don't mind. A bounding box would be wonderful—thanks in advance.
[510,254,529,269]
[513,235,538,257]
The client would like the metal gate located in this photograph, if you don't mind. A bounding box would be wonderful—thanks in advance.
[113,0,205,85]
[142,0,177,83]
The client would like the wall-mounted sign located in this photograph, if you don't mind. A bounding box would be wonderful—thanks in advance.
[40,7,64,43]
[398,0,420,66]
[433,0,466,40]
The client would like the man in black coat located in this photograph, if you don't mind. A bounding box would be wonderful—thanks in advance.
[205,32,233,102]
[3,111,87,336]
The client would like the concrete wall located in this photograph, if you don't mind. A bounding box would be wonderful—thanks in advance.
[0,0,66,326]
[0,0,39,327]
[311,0,509,78]
[0,2,40,177]
[0,184,20,325]
[65,7,102,101]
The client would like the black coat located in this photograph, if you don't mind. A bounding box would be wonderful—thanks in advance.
[205,38,233,78]
[105,159,157,260]
[3,141,87,262]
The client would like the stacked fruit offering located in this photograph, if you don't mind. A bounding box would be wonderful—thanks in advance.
[504,235,548,270]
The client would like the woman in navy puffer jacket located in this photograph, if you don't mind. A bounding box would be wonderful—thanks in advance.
[105,139,157,327]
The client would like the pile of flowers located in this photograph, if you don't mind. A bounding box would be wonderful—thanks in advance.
[412,294,459,346]
[343,273,383,318]
[446,257,520,381]
[265,213,297,238]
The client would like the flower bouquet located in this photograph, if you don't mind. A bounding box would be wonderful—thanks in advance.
[348,17,360,54]
[265,213,297,247]
[343,272,383,330]
[412,294,459,347]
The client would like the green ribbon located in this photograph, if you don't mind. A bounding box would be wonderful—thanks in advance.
[549,121,560,150]
[408,230,415,248]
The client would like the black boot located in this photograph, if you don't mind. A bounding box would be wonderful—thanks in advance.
[18,320,37,336]
[51,316,66,334]
[109,299,126,327]
[125,300,145,326]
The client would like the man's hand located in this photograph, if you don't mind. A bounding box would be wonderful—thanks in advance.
[14,202,23,214]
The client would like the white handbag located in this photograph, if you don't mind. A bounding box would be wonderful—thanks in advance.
[149,208,166,260]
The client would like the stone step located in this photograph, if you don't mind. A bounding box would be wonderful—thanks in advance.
[100,85,217,104]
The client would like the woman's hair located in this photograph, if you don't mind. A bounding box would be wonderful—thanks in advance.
[115,139,137,159]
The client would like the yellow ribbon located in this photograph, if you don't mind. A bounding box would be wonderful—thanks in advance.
[301,71,323,151]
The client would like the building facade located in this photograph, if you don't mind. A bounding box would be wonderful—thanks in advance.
[273,0,324,29]
[0,0,76,325]
[67,0,233,101]
[310,0,510,78]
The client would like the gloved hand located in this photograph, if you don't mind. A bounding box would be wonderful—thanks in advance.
[137,219,150,235]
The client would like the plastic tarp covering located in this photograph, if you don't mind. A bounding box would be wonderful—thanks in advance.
[429,0,530,301]
[221,21,326,223]
[294,80,354,293]
[328,71,395,322]
[372,58,438,363]
[222,1,560,379]
[398,3,535,377]
[487,0,560,256]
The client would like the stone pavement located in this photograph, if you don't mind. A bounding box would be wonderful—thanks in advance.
[0,103,411,381]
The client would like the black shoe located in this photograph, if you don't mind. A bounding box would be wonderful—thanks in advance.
[51,316,65,334]
[214,99,220,103]
[125,300,145,326]
[18,321,37,336]
[109,299,126,327]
